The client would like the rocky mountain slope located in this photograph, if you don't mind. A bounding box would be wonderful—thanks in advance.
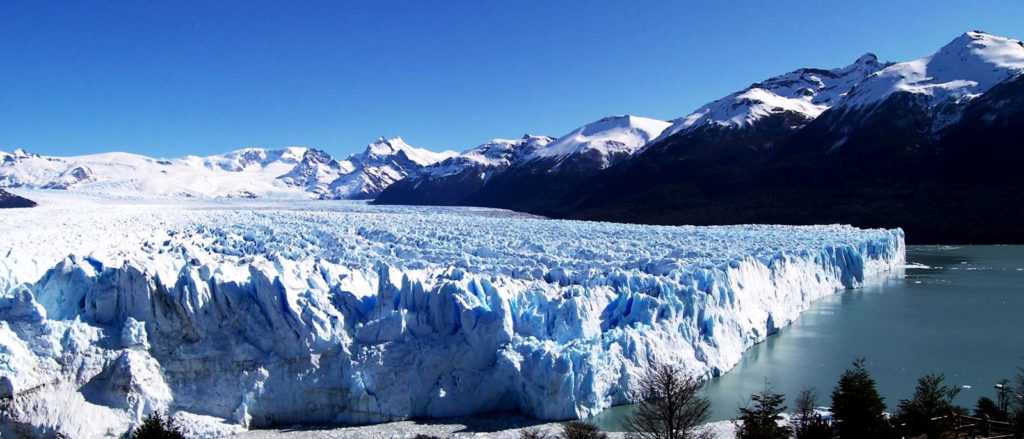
[560,31,1024,244]
[376,31,1024,244]
[376,115,669,209]
[0,189,35,208]
[375,135,555,206]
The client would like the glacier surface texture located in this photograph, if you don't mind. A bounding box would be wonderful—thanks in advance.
[0,192,905,438]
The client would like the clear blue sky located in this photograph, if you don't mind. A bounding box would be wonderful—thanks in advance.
[1,1,1020,158]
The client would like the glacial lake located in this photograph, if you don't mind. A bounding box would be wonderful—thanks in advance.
[591,245,1024,427]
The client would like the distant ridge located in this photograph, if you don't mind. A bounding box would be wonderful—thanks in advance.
[0,138,457,200]
[377,31,1024,244]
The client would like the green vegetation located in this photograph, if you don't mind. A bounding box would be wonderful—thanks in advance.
[829,358,889,438]
[894,373,961,438]
[132,412,184,439]
[734,382,792,439]
[791,388,831,439]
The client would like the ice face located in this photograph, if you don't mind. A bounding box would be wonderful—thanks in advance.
[0,192,905,438]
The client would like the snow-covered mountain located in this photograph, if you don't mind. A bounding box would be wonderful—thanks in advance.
[788,30,1024,154]
[1,148,307,198]
[378,53,889,211]
[276,148,351,194]
[376,115,669,208]
[375,135,554,206]
[836,31,1024,123]
[379,31,1024,244]
[651,53,889,144]
[327,137,459,199]
[550,31,1024,244]
[526,115,671,172]
[0,138,456,199]
[424,135,555,179]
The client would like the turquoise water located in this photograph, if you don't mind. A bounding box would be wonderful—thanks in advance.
[591,245,1024,427]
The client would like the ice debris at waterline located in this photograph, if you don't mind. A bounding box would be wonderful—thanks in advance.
[0,192,905,438]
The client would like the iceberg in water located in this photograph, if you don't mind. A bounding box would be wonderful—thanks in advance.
[0,192,904,438]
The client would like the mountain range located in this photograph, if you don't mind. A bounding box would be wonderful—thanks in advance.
[0,137,456,200]
[377,30,1024,244]
[4,31,1023,242]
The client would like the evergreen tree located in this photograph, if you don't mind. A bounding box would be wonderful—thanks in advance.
[974,396,1006,421]
[133,412,185,439]
[793,388,833,439]
[735,382,793,439]
[830,358,888,439]
[895,373,961,439]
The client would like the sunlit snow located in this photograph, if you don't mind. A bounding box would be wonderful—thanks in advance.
[0,191,903,437]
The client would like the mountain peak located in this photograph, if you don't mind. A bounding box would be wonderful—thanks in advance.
[595,114,631,122]
[355,136,457,168]
[656,52,889,141]
[12,148,36,159]
[937,29,1024,66]
[837,31,1024,113]
[529,115,670,168]
[366,136,410,156]
[854,52,879,65]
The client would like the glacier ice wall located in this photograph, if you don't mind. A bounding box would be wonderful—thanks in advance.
[0,193,905,438]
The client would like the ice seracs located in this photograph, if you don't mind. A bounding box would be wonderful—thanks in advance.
[0,191,905,437]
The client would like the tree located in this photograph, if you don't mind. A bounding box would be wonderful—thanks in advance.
[974,396,1006,421]
[895,373,961,439]
[1012,368,1024,436]
[133,412,184,439]
[623,362,713,439]
[561,421,609,439]
[735,382,793,439]
[793,388,833,439]
[519,427,554,439]
[996,378,1013,416]
[830,358,888,439]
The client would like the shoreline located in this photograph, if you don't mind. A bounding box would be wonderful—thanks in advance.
[228,415,738,438]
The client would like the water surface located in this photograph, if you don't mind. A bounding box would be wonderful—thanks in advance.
[592,245,1024,427]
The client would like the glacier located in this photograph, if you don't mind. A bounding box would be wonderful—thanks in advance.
[0,191,904,438]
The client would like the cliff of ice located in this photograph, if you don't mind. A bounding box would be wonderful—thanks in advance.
[0,192,904,438]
